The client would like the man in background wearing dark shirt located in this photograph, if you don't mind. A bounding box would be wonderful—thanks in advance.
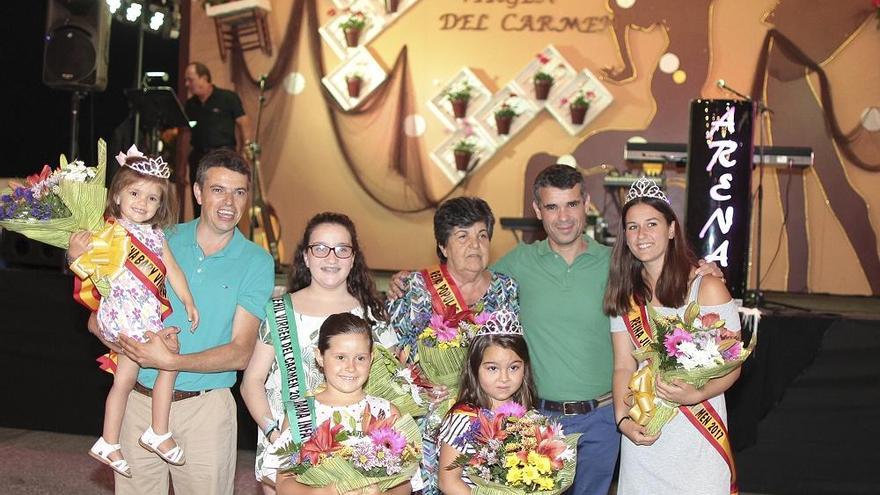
[184,62,252,217]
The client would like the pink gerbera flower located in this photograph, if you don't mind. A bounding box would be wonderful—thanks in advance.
[495,401,526,418]
[369,426,407,455]
[429,314,458,342]
[664,327,692,357]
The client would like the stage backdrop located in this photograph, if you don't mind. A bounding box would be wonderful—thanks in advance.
[183,0,879,296]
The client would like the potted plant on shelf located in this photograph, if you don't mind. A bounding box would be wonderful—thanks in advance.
[445,81,473,119]
[565,90,596,125]
[385,0,400,14]
[345,73,363,98]
[533,70,554,100]
[493,96,520,136]
[340,11,367,48]
[453,138,478,171]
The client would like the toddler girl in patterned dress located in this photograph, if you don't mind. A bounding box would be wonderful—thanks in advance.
[68,146,198,478]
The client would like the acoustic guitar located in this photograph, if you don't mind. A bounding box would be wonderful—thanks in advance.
[247,76,285,270]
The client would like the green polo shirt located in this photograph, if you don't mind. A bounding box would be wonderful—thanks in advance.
[493,234,612,401]
[138,219,274,391]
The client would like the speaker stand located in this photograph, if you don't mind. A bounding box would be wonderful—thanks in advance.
[69,91,85,160]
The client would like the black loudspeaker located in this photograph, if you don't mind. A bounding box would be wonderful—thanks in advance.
[43,0,111,91]
[0,230,65,269]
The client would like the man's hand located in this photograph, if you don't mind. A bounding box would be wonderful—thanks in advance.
[118,327,181,370]
[695,259,724,281]
[385,270,411,301]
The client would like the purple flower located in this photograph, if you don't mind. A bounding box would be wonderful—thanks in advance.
[473,312,493,325]
[722,341,743,360]
[664,327,692,358]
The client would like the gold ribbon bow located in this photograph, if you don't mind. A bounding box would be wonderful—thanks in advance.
[627,365,657,426]
[70,222,130,296]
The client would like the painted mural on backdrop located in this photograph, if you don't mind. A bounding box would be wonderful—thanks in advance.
[755,0,880,294]
[520,0,879,295]
[522,0,713,234]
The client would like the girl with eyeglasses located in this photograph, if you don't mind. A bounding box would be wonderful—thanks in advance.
[241,212,400,494]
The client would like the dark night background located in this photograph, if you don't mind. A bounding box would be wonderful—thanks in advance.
[0,1,180,178]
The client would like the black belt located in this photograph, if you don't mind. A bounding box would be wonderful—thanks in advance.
[134,382,212,402]
[538,392,613,415]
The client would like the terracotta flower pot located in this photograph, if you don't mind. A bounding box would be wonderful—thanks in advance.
[495,114,513,135]
[385,0,400,13]
[343,27,362,47]
[451,98,469,119]
[534,79,552,100]
[347,78,362,98]
[569,103,589,125]
[453,150,472,171]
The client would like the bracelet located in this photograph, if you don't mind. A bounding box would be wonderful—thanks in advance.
[616,416,632,433]
[263,418,279,436]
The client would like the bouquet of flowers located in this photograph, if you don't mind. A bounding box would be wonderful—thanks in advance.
[0,140,107,249]
[448,403,579,495]
[628,302,756,435]
[416,305,493,415]
[365,345,431,417]
[272,405,422,494]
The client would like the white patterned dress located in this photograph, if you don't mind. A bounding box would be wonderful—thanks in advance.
[96,218,166,343]
[253,306,399,481]
[610,276,741,495]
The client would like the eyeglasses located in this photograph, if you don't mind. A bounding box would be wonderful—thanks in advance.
[307,244,354,259]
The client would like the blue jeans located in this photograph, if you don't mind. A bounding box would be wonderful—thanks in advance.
[538,404,620,495]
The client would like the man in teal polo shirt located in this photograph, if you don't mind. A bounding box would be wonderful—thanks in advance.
[90,149,274,494]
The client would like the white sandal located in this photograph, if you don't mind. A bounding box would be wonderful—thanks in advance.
[138,426,185,465]
[89,437,132,478]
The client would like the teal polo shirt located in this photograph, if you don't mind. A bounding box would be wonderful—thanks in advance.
[138,219,274,391]
[493,234,612,401]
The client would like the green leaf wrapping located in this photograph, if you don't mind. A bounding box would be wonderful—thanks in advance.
[364,345,428,417]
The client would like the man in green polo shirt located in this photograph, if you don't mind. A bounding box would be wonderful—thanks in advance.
[90,149,273,494]
[492,164,616,495]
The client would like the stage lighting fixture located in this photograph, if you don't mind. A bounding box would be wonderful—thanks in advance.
[106,0,122,14]
[148,10,165,31]
[125,2,143,23]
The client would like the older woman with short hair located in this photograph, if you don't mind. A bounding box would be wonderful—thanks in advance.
[387,196,519,495]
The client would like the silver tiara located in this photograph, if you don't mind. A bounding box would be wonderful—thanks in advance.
[476,310,523,337]
[625,177,669,204]
[115,145,171,179]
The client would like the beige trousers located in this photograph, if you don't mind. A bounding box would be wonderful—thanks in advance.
[114,387,237,495]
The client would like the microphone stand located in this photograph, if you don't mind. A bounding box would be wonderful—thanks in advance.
[719,81,807,312]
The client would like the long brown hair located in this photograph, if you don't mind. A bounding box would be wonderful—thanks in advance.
[455,334,536,411]
[289,212,386,323]
[105,163,178,229]
[603,197,696,316]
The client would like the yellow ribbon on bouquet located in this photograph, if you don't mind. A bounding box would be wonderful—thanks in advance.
[627,365,657,426]
[69,221,130,294]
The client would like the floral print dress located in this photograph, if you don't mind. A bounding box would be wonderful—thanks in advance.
[96,218,165,343]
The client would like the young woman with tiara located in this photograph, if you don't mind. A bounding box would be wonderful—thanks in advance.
[68,146,199,477]
[604,178,742,494]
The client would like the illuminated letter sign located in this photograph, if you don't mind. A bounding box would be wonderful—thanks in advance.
[685,99,754,299]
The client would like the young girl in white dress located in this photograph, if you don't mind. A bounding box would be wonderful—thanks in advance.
[437,311,538,494]
[272,313,413,495]
[604,179,742,494]
[68,146,199,477]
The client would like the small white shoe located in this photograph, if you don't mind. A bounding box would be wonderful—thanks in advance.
[138,426,185,465]
[89,437,132,478]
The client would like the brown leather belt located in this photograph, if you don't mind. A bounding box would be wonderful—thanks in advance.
[134,382,211,402]
[538,392,613,416]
